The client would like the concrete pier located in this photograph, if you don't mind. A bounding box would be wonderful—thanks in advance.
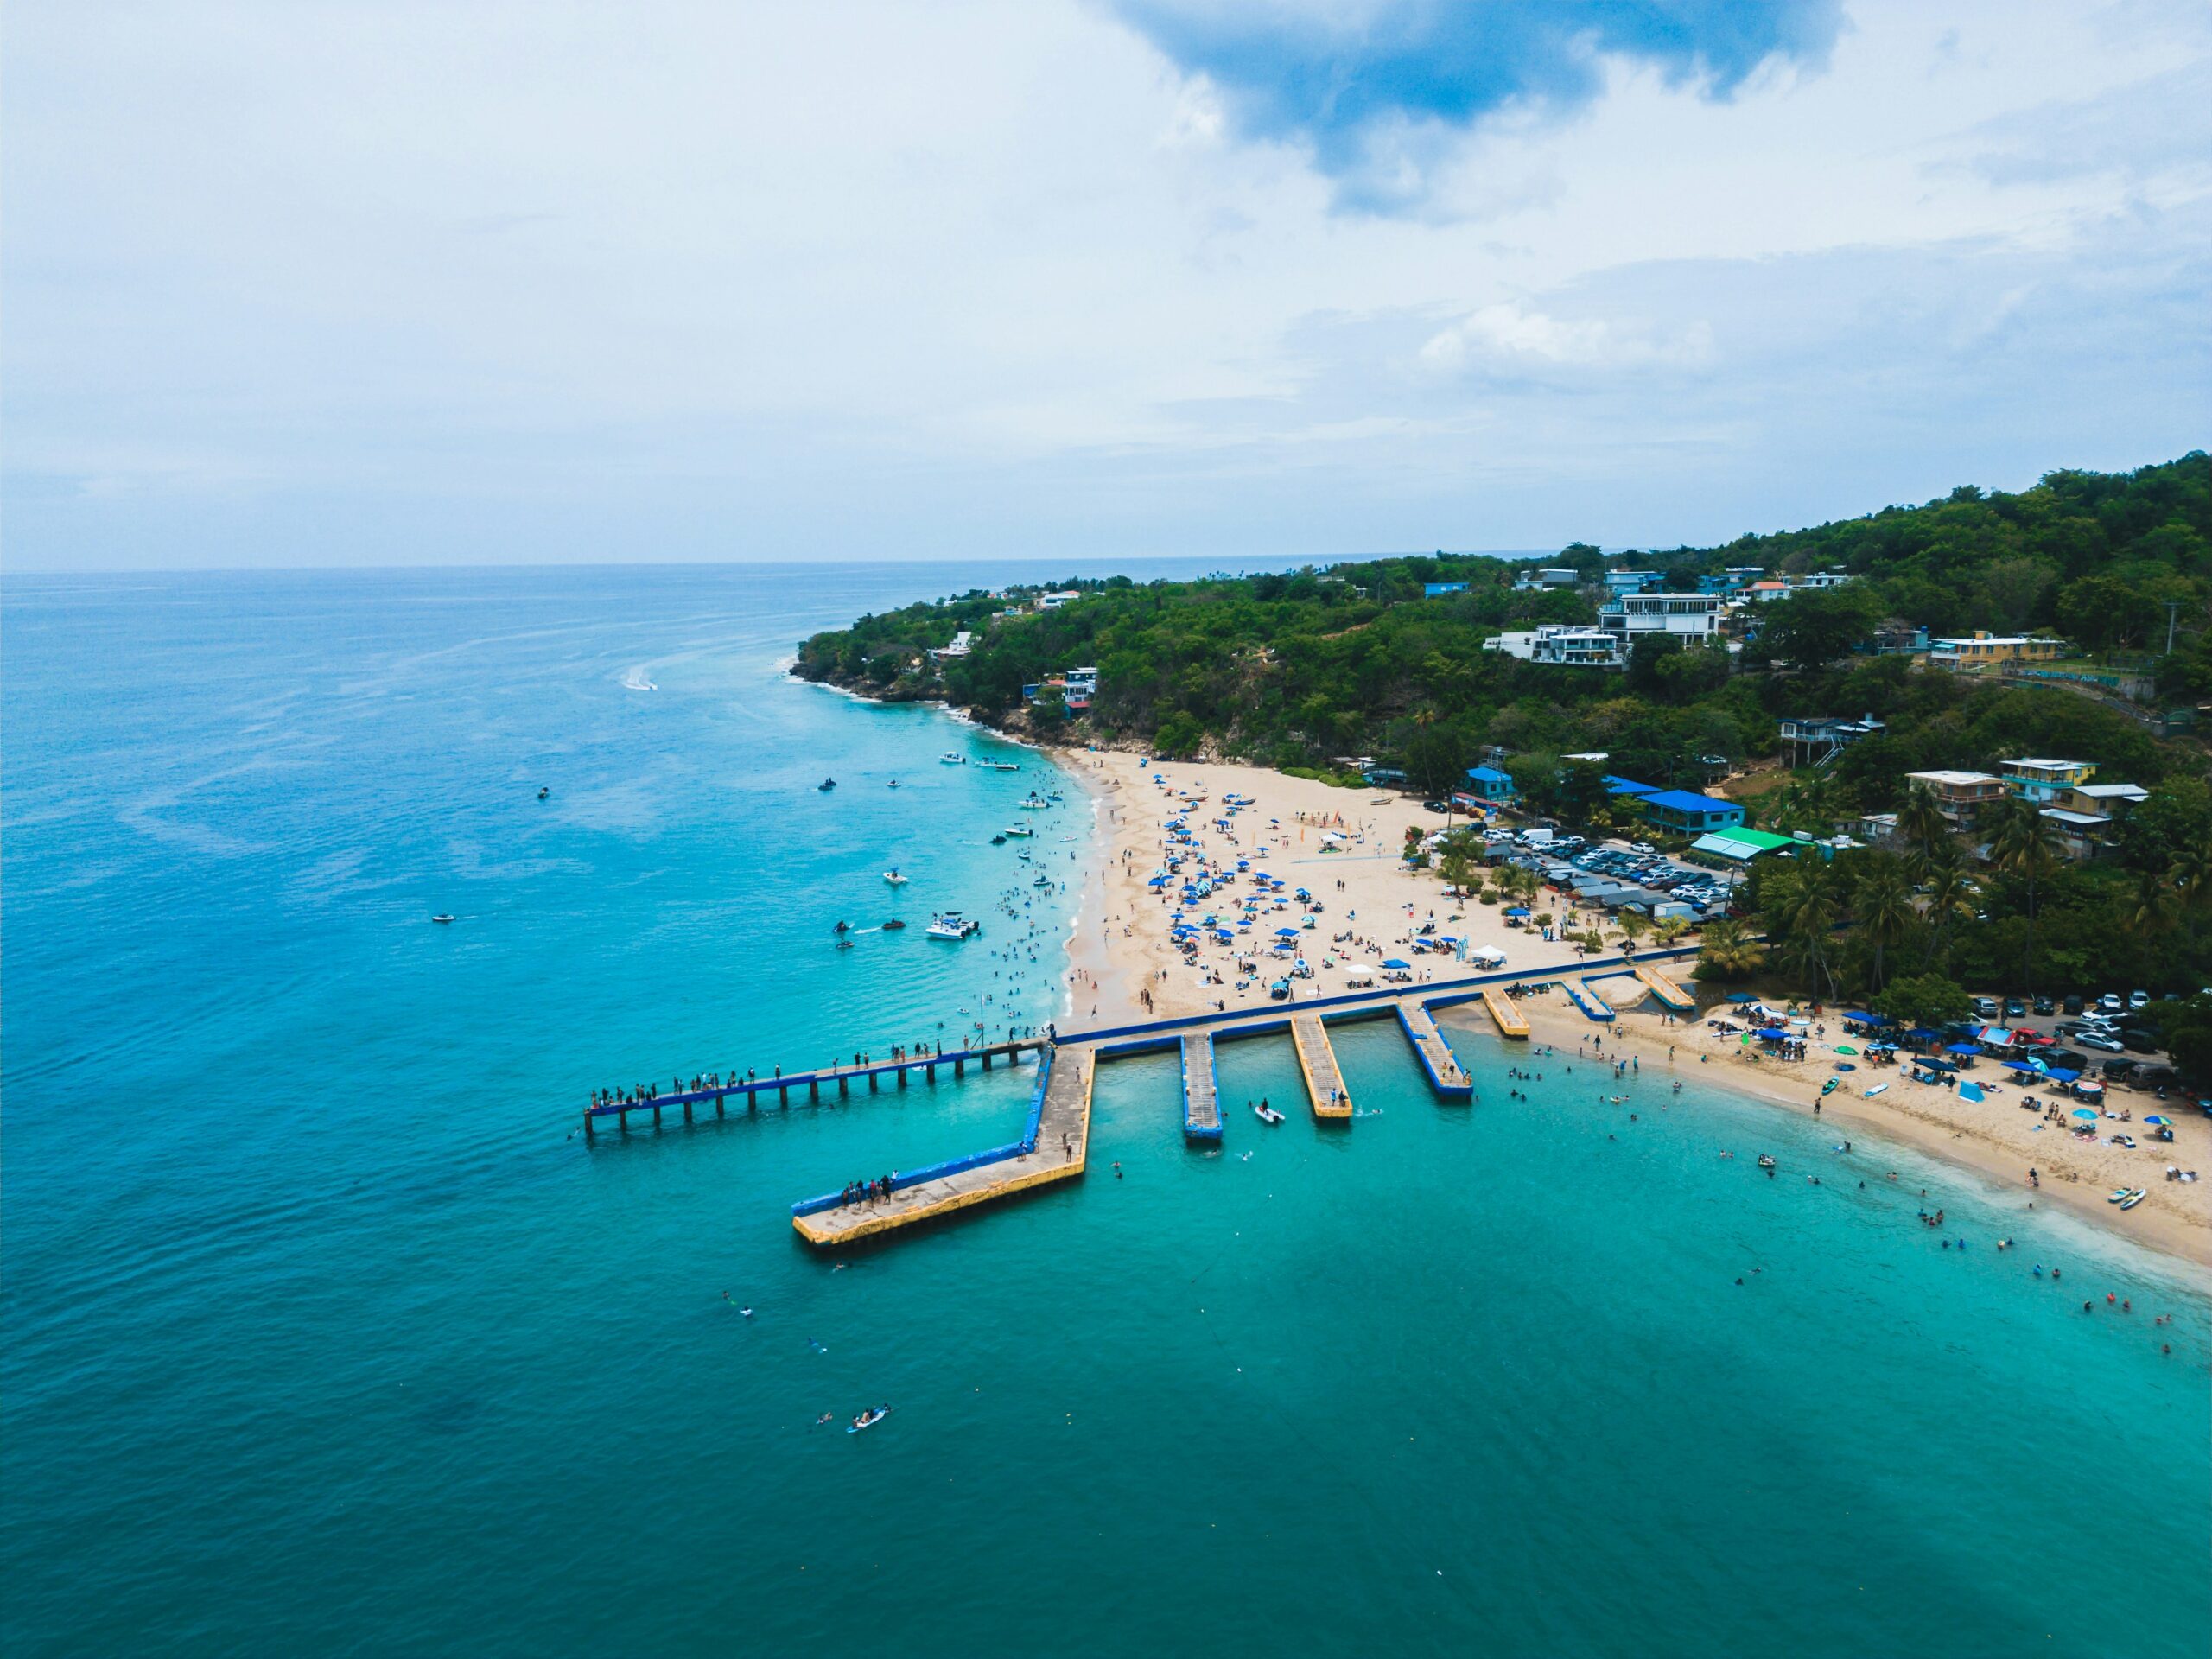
[1181,1033,1222,1140]
[791,1047,1095,1246]
[1632,963,1695,1013]
[1481,987,1531,1039]
[1291,1014,1352,1117]
[1567,979,1617,1022]
[1395,998,1472,1098]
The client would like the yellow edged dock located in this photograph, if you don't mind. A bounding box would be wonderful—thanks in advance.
[1291,1014,1353,1117]
[791,1046,1096,1245]
[1481,987,1530,1039]
[1632,963,1695,1013]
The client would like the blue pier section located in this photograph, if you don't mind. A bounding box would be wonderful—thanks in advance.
[1565,980,1616,1022]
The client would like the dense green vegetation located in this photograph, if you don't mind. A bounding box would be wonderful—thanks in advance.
[797,454,2212,1064]
[797,454,2210,798]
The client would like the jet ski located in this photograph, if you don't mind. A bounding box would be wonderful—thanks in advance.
[818,778,836,791]
[880,919,906,931]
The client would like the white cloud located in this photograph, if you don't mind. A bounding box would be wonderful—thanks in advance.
[1417,303,1714,374]
[1,0,2207,569]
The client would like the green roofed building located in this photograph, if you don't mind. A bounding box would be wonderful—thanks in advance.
[1690,827,1796,861]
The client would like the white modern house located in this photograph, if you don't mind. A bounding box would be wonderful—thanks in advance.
[1598,593,1727,648]
[1482,625,1623,667]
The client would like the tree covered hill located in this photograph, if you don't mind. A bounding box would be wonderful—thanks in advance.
[793,453,2210,801]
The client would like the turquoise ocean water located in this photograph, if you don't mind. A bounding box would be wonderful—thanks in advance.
[4,566,2208,1656]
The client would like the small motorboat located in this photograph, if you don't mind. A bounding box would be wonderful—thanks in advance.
[940,752,966,766]
[925,912,981,941]
[431,913,455,925]
[847,1406,892,1433]
[883,868,909,886]
[1032,875,1052,888]
[880,919,906,931]
[1255,1103,1285,1124]
[1003,824,1033,838]
[1018,795,1048,810]
[818,778,836,791]
[982,760,1020,772]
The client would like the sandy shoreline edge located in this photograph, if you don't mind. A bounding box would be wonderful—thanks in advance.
[1047,743,2211,1273]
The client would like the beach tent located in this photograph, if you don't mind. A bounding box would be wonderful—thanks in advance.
[1944,1042,1980,1056]
[1754,1027,1790,1040]
[1726,993,1758,1004]
[1344,963,1376,982]
[1382,957,1412,970]
[1470,946,1507,968]
[1274,927,1300,938]
[1959,1082,1986,1102]
[1503,906,1530,917]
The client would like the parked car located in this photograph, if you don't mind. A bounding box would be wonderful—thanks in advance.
[2097,993,2124,1014]
[1421,799,1449,814]
[2031,996,2054,1015]
[2120,1028,2160,1054]
[2127,990,2150,1011]
[2101,1058,2139,1078]
[1972,996,1999,1018]
[2047,1050,2088,1071]
[2077,1033,2125,1053]
[2062,995,2083,1015]
[2004,999,2028,1019]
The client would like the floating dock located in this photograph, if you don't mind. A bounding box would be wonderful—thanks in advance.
[1291,1014,1353,1117]
[1395,997,1473,1098]
[1632,963,1695,1013]
[791,1046,1095,1245]
[1181,1033,1222,1140]
[1481,987,1531,1039]
[1566,979,1617,1022]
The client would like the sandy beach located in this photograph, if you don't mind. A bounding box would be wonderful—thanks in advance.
[1057,746,2212,1268]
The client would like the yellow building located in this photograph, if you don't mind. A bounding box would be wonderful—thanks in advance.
[1928,632,2063,673]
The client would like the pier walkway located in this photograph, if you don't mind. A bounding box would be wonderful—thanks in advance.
[1181,1033,1222,1140]
[1566,979,1617,1022]
[1481,987,1531,1039]
[1291,1014,1353,1117]
[582,1039,1043,1136]
[791,1047,1095,1245]
[1395,997,1473,1099]
[1633,963,1695,1013]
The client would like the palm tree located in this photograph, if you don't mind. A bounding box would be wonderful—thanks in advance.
[1651,916,1692,954]
[1984,796,2065,997]
[1697,918,1766,981]
[1916,844,1978,974]
[2128,867,2182,942]
[1895,782,1950,863]
[1614,910,1649,960]
[1854,861,1917,991]
[2171,836,2212,907]
[1764,862,1845,999]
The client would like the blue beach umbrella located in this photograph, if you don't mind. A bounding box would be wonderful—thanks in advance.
[2071,1107,2098,1119]
[1275,926,1300,938]
[1726,993,1757,1004]
[1503,906,1530,917]
[1945,1042,1980,1055]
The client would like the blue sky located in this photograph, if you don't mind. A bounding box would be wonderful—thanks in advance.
[3,0,2207,570]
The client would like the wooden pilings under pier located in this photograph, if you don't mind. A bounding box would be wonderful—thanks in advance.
[581,1039,1046,1137]
[1291,1014,1352,1117]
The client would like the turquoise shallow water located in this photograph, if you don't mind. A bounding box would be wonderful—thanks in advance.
[4,567,2209,1656]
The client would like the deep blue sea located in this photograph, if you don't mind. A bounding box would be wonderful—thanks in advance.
[4,564,2209,1656]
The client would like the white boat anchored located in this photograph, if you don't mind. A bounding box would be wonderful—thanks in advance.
[1018,794,1049,810]
[981,760,1020,772]
[925,912,981,941]
[940,752,967,766]
[883,868,909,886]
[1002,823,1034,838]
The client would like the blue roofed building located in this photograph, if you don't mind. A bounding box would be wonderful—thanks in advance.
[1424,581,1468,596]
[1636,789,1747,834]
[1604,775,1660,798]
[1462,765,1518,803]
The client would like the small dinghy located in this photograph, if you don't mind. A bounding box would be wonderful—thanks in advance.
[431,913,455,925]
[1756,1154,1777,1169]
[883,868,909,885]
[1254,1103,1285,1124]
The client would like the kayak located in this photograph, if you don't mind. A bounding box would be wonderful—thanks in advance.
[1862,1084,1888,1097]
[847,1408,892,1433]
